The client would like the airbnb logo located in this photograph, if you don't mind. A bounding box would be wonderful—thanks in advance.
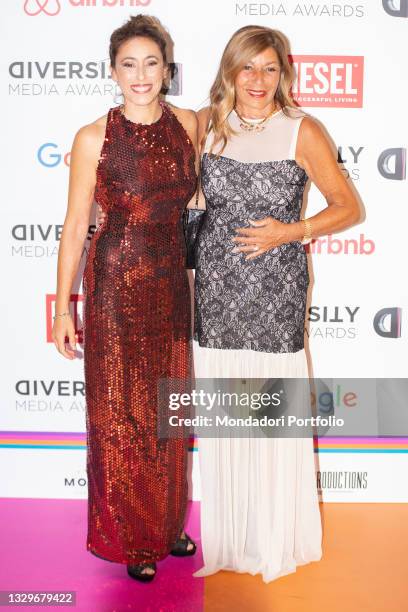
[24,0,151,15]
[308,234,375,255]
[24,0,61,16]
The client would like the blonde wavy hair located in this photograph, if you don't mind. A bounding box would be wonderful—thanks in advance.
[206,25,296,155]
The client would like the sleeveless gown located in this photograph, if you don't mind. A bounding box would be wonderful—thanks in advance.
[193,108,322,583]
[83,102,196,565]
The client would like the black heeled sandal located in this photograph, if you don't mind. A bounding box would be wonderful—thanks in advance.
[127,561,157,582]
[170,532,197,557]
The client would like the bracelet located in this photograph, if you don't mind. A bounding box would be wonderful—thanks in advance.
[300,219,313,245]
[53,312,71,320]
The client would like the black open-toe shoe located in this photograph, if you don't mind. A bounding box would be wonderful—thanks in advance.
[127,561,157,582]
[170,532,197,557]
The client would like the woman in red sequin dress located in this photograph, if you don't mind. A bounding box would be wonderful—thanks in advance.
[52,16,197,581]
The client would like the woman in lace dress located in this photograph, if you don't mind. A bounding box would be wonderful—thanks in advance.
[193,25,360,583]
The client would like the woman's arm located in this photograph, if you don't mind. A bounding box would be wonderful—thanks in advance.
[52,121,104,359]
[294,116,361,236]
[233,116,361,259]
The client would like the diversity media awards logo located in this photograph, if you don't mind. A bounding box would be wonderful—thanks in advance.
[373,308,402,339]
[11,223,95,258]
[291,55,364,107]
[377,148,406,180]
[306,306,403,340]
[8,60,182,97]
[235,3,366,18]
[382,0,408,17]
[306,306,360,341]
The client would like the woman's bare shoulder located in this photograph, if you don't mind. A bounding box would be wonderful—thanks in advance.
[78,113,107,138]
[70,114,109,164]
[168,103,197,129]
[197,106,211,125]
[297,114,330,149]
[92,112,109,128]
[167,103,198,144]
[73,114,107,150]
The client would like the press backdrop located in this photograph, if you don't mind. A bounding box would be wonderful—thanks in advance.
[1,0,407,502]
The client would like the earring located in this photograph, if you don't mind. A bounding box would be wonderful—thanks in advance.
[113,84,123,106]
[161,75,171,95]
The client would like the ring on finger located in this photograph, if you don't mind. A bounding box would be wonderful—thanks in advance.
[253,245,259,252]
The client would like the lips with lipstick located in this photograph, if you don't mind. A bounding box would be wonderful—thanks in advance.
[246,89,267,98]
[130,84,153,94]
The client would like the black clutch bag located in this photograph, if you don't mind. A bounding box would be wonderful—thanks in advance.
[183,208,205,269]
[183,174,206,269]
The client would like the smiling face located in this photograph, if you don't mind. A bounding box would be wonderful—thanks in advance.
[110,36,168,107]
[234,46,281,116]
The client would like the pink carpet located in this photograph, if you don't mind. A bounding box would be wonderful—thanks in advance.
[0,499,203,611]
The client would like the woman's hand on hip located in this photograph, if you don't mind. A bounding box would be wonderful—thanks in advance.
[232,217,301,260]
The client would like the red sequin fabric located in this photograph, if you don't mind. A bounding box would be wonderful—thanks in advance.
[82,102,196,564]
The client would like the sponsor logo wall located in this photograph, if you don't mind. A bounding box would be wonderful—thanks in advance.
[1,0,407,502]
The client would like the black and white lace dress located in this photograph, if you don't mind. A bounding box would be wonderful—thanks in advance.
[193,107,322,583]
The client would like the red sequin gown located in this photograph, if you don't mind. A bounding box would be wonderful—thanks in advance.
[82,102,196,565]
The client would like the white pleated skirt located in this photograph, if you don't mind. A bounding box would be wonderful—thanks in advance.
[192,342,322,584]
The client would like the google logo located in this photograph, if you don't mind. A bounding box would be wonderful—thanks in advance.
[37,143,70,167]
[313,384,357,415]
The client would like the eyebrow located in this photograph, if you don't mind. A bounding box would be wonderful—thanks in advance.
[120,55,160,61]
[246,60,280,66]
